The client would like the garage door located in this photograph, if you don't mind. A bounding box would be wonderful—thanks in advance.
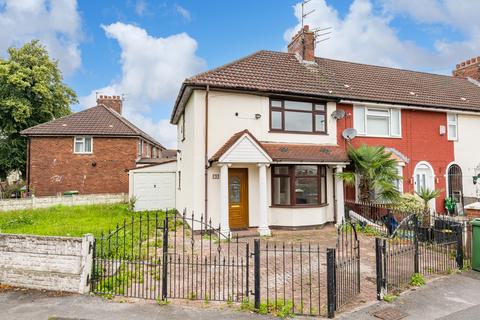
[133,172,175,211]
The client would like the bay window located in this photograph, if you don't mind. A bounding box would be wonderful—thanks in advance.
[74,136,92,154]
[270,99,327,134]
[354,105,401,137]
[272,165,327,206]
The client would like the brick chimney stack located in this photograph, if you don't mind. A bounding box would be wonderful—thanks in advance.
[452,56,480,80]
[97,95,123,114]
[288,25,316,62]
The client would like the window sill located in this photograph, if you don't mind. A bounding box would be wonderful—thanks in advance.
[270,203,329,209]
[356,134,402,139]
[73,152,93,155]
[268,130,328,136]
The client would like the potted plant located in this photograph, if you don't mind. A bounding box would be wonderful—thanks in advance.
[444,197,456,216]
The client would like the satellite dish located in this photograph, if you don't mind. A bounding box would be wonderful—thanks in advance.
[342,128,357,140]
[331,109,346,120]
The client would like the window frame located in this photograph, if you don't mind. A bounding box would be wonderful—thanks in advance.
[271,164,328,207]
[146,144,151,158]
[73,136,93,154]
[447,113,458,141]
[181,112,186,142]
[269,98,328,134]
[354,105,402,138]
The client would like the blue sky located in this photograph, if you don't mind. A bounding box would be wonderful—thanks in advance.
[1,0,480,147]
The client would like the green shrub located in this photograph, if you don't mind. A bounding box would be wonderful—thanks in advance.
[410,273,425,287]
[393,193,424,213]
[383,294,397,302]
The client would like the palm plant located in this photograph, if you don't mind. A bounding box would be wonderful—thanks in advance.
[415,187,440,213]
[337,144,402,203]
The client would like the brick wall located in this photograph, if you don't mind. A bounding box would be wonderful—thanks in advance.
[28,137,138,196]
[0,233,93,293]
[337,104,454,212]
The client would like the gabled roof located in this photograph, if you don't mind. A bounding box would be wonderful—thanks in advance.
[210,130,348,163]
[21,105,164,148]
[171,50,480,123]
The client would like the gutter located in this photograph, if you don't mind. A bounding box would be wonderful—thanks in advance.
[339,99,480,115]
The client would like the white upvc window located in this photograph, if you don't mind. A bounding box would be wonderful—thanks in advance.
[153,147,157,158]
[146,144,151,158]
[447,114,458,141]
[354,105,401,137]
[74,136,93,154]
[137,140,142,156]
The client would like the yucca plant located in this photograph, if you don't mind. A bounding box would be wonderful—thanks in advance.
[337,144,402,204]
[415,187,441,213]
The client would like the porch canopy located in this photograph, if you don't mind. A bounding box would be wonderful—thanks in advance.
[210,130,350,235]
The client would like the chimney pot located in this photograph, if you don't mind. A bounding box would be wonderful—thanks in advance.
[97,95,123,114]
[453,55,480,80]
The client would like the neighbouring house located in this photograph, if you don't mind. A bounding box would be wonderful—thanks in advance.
[170,25,480,235]
[21,96,168,196]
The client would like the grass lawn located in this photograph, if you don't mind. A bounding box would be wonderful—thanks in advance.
[0,203,152,238]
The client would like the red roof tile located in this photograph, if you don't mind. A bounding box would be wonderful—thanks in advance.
[210,130,348,163]
[21,105,164,148]
[171,50,480,123]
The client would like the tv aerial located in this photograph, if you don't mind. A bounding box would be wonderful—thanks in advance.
[301,0,332,44]
[342,128,357,141]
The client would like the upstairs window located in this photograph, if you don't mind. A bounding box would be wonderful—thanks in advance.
[270,99,327,134]
[146,144,151,158]
[447,114,458,141]
[74,137,92,154]
[354,105,401,137]
[137,140,142,156]
[153,147,157,158]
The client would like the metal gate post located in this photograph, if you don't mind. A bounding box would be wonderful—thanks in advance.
[253,239,260,311]
[161,212,169,301]
[414,215,419,273]
[375,238,384,300]
[456,225,464,269]
[327,248,336,319]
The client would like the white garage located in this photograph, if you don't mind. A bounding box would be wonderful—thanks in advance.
[128,160,177,211]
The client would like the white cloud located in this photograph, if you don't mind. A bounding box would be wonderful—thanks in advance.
[175,4,191,21]
[135,0,147,16]
[285,0,480,74]
[80,22,206,149]
[0,0,82,75]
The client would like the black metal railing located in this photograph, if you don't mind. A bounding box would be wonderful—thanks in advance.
[91,211,362,318]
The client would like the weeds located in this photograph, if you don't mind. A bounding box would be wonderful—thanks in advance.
[410,273,425,287]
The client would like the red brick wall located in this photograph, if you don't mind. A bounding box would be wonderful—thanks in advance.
[28,137,138,196]
[337,104,454,212]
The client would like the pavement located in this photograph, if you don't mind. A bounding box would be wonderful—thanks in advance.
[339,271,480,320]
[0,288,275,320]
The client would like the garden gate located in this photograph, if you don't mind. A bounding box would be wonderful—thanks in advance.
[91,211,361,318]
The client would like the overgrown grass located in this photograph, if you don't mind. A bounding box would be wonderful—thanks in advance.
[0,203,139,237]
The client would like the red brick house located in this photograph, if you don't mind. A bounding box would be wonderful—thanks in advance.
[21,96,166,196]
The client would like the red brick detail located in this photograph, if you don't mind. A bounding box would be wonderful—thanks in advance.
[452,56,480,80]
[287,25,315,62]
[337,104,454,212]
[28,137,137,196]
[97,95,123,114]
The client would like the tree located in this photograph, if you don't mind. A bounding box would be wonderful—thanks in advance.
[0,40,77,180]
[337,144,401,203]
[415,187,440,213]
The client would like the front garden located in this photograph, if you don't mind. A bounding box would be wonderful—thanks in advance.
[0,203,141,238]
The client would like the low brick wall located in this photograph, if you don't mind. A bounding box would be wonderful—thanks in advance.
[0,233,94,293]
[0,193,127,211]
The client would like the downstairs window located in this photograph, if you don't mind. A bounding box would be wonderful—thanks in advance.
[272,165,327,206]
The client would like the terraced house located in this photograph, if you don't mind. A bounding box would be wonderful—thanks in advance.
[171,25,480,235]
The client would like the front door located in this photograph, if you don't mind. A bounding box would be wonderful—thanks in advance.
[228,168,249,229]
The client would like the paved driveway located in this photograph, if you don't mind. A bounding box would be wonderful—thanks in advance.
[339,271,480,320]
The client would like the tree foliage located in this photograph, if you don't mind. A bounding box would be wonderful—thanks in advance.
[0,40,77,179]
[337,144,401,203]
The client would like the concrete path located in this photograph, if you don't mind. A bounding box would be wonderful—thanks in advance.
[339,271,480,320]
[0,288,275,320]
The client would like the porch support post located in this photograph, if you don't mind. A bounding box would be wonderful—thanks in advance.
[335,165,346,225]
[258,163,271,236]
[219,163,230,237]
